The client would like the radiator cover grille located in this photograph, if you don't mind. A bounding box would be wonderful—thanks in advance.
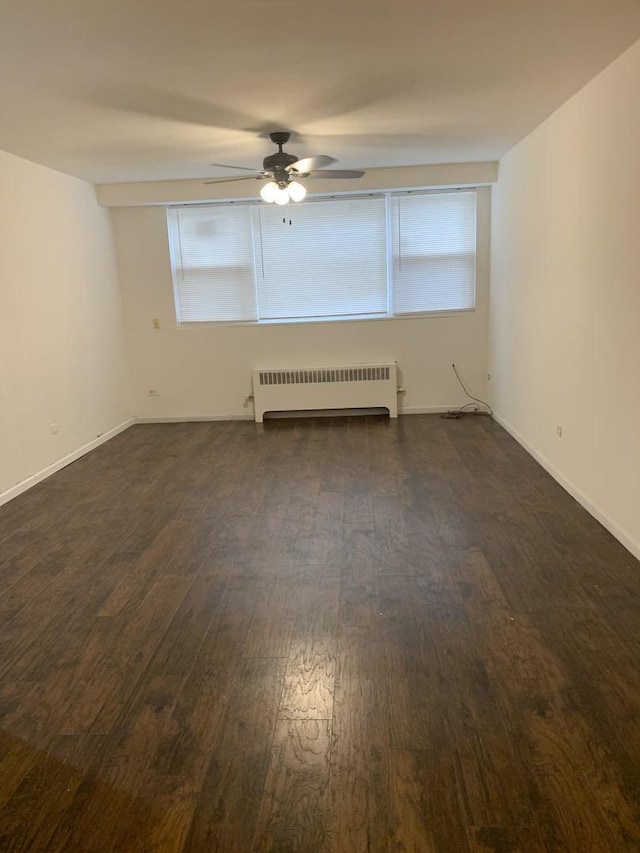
[258,366,390,386]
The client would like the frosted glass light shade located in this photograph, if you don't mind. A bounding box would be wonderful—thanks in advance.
[288,181,307,202]
[260,181,279,203]
[274,186,290,205]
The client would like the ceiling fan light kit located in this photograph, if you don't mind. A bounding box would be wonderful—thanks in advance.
[287,181,307,202]
[259,181,279,203]
[261,179,307,205]
[206,131,365,205]
[274,185,290,206]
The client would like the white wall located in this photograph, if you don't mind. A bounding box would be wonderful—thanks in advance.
[0,150,131,504]
[490,39,640,559]
[111,187,490,421]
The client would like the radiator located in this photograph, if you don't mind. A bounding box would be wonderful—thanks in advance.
[252,363,398,423]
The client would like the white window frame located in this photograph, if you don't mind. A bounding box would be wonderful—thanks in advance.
[167,188,478,327]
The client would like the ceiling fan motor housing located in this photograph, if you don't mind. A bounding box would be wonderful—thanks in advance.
[262,150,298,182]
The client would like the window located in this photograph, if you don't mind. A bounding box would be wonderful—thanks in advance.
[168,189,476,325]
[255,197,387,321]
[391,191,476,314]
[167,204,257,322]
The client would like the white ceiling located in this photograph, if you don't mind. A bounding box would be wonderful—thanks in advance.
[1,0,639,185]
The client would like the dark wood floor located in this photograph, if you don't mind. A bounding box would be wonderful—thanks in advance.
[0,415,639,852]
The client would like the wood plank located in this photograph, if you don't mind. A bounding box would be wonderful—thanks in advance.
[181,657,285,853]
[278,637,336,720]
[389,748,471,853]
[330,626,391,851]
[253,719,333,852]
[469,825,546,852]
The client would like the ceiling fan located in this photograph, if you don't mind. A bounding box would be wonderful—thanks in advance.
[204,131,365,204]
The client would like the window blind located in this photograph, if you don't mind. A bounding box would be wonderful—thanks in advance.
[168,205,257,323]
[391,191,476,314]
[254,196,388,320]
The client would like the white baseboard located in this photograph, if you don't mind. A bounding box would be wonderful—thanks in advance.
[138,407,455,423]
[0,418,135,508]
[493,412,640,563]
[400,405,455,415]
[135,414,254,423]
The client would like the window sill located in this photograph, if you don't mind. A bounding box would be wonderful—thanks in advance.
[175,307,476,329]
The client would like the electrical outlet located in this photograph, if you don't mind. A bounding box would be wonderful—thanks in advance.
[556,425,563,437]
[50,421,59,434]
[148,389,160,397]
[152,318,160,329]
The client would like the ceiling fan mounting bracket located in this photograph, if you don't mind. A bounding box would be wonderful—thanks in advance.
[269,131,290,148]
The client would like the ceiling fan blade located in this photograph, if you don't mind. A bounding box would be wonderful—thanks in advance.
[295,73,421,126]
[88,85,275,135]
[202,175,261,185]
[289,155,337,173]
[305,169,366,179]
[210,162,258,172]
